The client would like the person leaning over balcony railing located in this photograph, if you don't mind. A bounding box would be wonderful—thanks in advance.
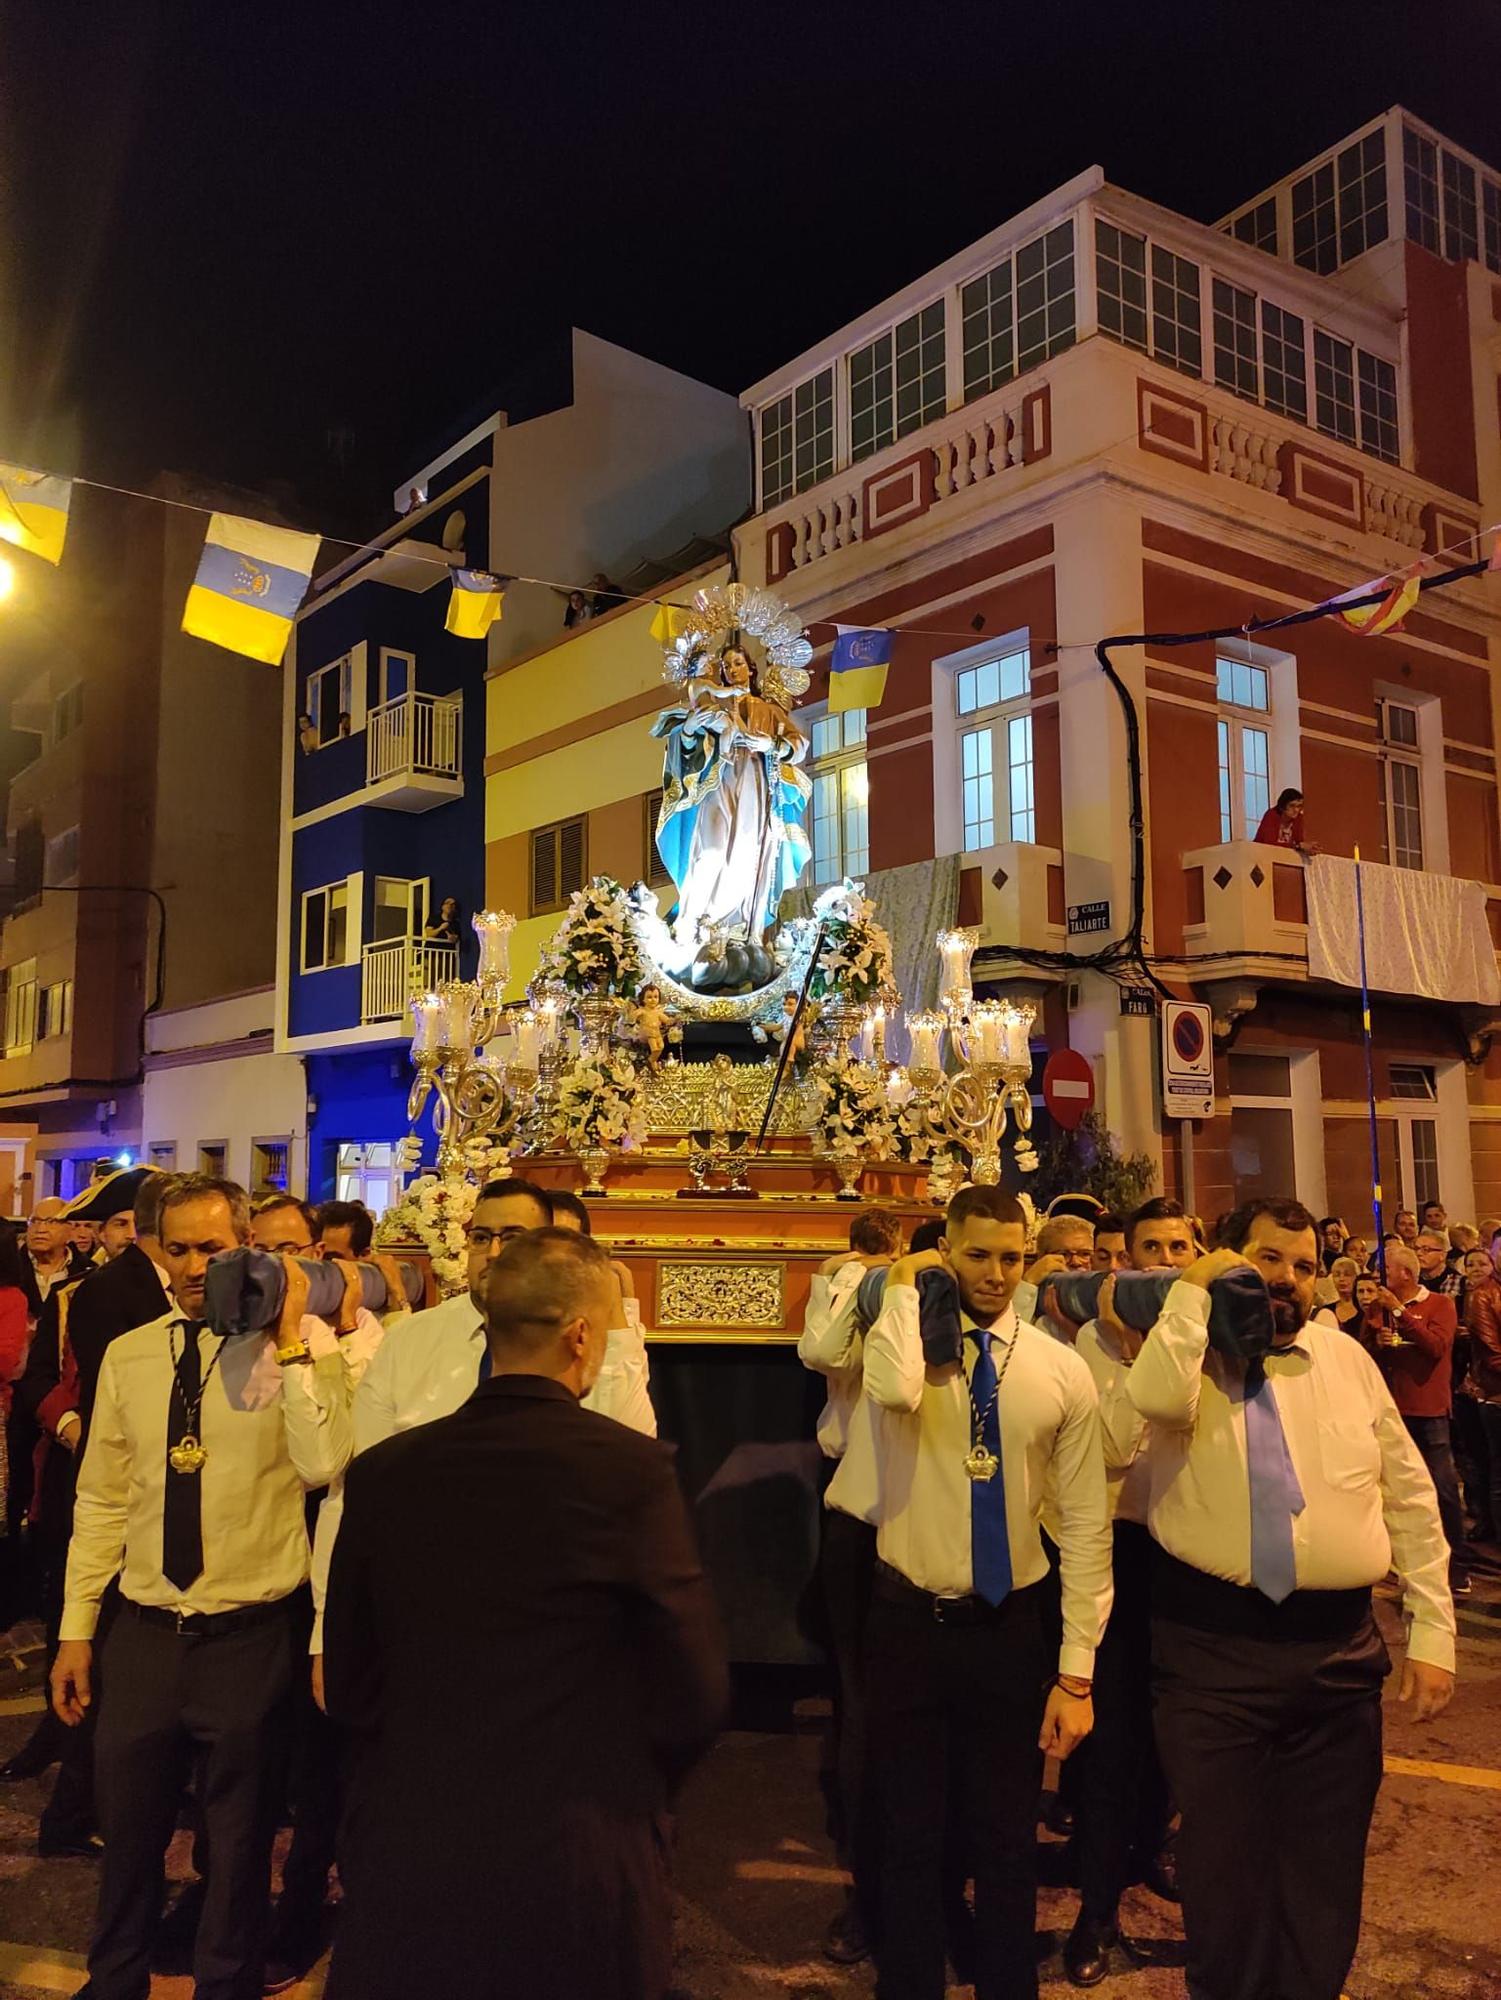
[1253,786,1318,855]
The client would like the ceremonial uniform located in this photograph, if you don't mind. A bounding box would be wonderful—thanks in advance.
[861,1286,1111,2000]
[62,1309,347,2000]
[1125,1281,1454,2000]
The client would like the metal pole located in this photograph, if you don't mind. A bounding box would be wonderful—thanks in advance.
[1353,847,1385,1279]
[1181,1118,1196,1221]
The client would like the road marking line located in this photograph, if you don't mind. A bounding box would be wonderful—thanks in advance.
[0,1694,45,1717]
[0,1940,88,1993]
[1384,1754,1501,1791]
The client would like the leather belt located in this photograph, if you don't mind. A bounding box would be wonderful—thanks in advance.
[124,1594,296,1638]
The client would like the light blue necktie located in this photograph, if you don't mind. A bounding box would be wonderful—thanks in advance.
[1244,1355,1305,1604]
[968,1329,1013,1607]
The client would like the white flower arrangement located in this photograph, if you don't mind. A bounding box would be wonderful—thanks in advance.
[813,1062,894,1160]
[808,884,895,1008]
[376,1171,477,1296]
[534,876,645,999]
[555,1051,648,1153]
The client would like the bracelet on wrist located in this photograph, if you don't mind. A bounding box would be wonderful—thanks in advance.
[1056,1675,1093,1697]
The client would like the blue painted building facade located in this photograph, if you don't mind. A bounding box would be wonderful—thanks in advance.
[276,446,492,1202]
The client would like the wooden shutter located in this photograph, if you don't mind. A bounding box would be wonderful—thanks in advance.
[531,827,558,914]
[559,817,586,900]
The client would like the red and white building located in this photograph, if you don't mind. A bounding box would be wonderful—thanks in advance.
[735,106,1501,1226]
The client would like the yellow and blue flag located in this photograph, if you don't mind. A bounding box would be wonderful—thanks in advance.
[445,568,505,639]
[649,603,694,644]
[0,464,72,565]
[829,625,892,712]
[182,514,321,664]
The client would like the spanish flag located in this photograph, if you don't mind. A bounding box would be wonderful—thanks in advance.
[445,568,505,639]
[0,464,72,565]
[182,514,321,664]
[829,625,893,712]
[1334,567,1422,638]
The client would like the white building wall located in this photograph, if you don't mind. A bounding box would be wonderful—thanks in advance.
[142,988,309,1193]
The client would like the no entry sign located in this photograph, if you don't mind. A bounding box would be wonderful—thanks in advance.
[1042,1048,1095,1131]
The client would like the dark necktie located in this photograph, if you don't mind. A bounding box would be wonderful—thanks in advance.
[163,1325,205,1591]
[1243,1355,1305,1604]
[968,1329,1013,1607]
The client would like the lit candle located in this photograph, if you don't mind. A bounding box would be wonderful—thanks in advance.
[971,1001,1005,1064]
[513,1010,540,1070]
[442,982,478,1054]
[907,1010,944,1072]
[871,1002,887,1063]
[410,991,443,1059]
[473,908,516,987]
[538,996,560,1047]
[936,927,979,1001]
[1001,1003,1035,1068]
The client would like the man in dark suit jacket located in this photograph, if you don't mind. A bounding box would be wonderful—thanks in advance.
[324,1227,728,2000]
[6,1169,171,1832]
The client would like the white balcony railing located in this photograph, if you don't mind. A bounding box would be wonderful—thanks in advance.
[366,691,462,787]
[361,938,458,1024]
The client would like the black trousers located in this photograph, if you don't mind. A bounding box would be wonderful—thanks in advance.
[1076,1518,1170,1926]
[820,1505,880,1931]
[88,1598,299,2000]
[1151,1555,1389,2000]
[867,1576,1049,2000]
[1403,1414,1469,1583]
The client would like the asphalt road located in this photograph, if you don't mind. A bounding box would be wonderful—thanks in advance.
[0,1572,1495,1999]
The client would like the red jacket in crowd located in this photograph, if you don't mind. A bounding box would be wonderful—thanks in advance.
[1367,1286,1456,1417]
[1465,1278,1501,1403]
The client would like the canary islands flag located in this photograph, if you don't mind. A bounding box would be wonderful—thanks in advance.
[445,569,505,639]
[649,603,694,644]
[0,464,72,565]
[829,625,892,712]
[182,514,320,664]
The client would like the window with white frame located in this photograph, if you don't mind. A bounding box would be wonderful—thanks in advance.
[1389,1063,1441,1208]
[1404,127,1441,253]
[849,302,946,461]
[301,879,352,972]
[1378,698,1424,870]
[336,1141,394,1213]
[960,259,1015,399]
[3,959,37,1055]
[372,875,427,944]
[38,979,72,1040]
[1212,278,1259,397]
[1336,131,1388,261]
[1096,221,1148,352]
[1230,198,1278,255]
[1312,331,1357,446]
[806,710,869,884]
[1357,352,1399,463]
[1291,160,1337,274]
[758,369,834,508]
[307,654,354,747]
[1260,302,1307,422]
[1484,179,1501,275]
[380,649,414,705]
[1015,223,1076,371]
[1216,658,1272,841]
[952,646,1034,850]
[1150,245,1202,376]
[1441,149,1479,263]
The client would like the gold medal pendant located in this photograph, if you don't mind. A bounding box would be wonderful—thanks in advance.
[168,1435,208,1475]
[964,1445,998,1482]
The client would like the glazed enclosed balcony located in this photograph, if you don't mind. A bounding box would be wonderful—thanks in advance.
[741,169,1483,599]
[1181,842,1501,1035]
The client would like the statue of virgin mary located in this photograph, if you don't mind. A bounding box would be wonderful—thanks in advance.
[651,647,810,955]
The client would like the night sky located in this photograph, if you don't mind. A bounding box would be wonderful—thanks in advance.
[3,0,1499,537]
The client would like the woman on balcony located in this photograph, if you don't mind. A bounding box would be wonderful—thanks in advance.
[1254,786,1315,851]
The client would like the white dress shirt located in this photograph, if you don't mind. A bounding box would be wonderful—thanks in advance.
[308,1287,656,1648]
[61,1308,345,1639]
[1125,1280,1456,1671]
[1074,1319,1151,1525]
[862,1284,1113,1680]
[798,1262,868,1460]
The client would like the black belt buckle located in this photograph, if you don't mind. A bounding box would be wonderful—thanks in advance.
[932,1594,974,1626]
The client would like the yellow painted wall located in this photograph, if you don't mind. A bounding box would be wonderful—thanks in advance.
[485,562,729,996]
